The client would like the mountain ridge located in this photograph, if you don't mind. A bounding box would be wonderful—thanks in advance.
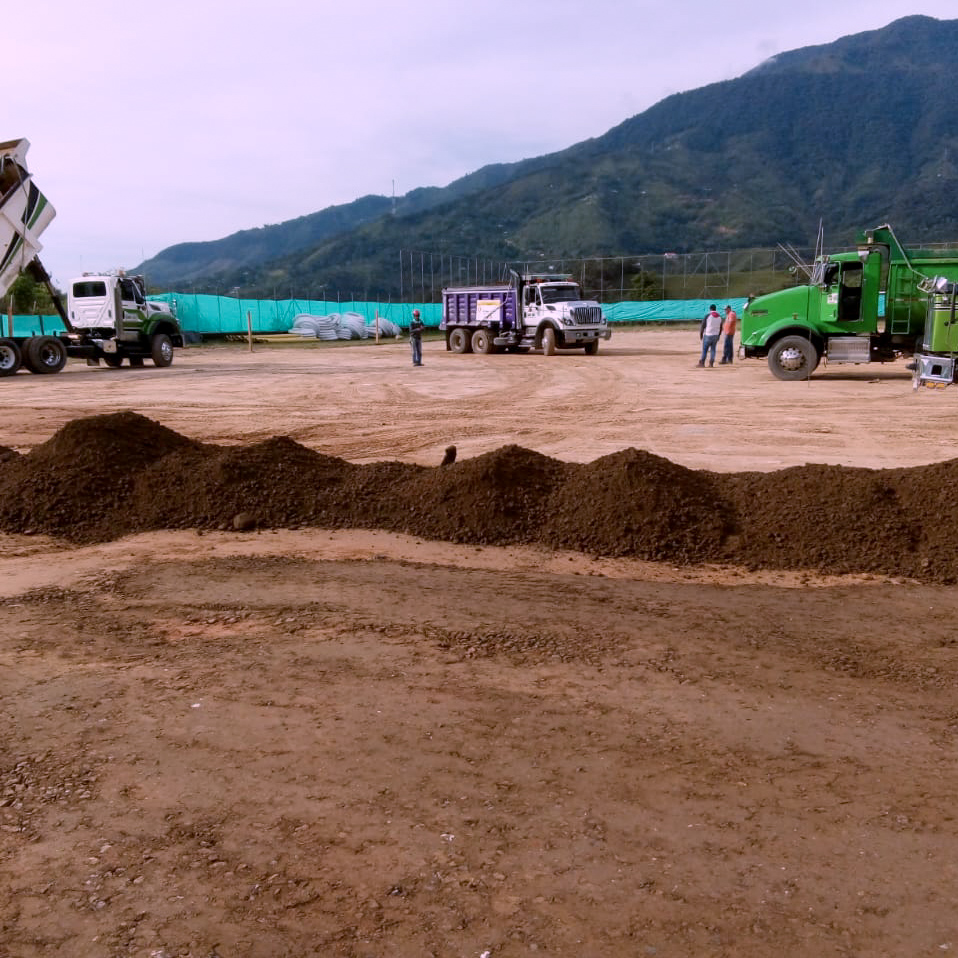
[137,15,958,297]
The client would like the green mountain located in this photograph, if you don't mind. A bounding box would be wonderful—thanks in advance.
[138,15,958,298]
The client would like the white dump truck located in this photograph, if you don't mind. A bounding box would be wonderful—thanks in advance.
[0,137,182,375]
[441,271,611,355]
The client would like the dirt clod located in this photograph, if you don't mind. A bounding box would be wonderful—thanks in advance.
[232,512,257,531]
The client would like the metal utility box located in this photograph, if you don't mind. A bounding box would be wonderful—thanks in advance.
[923,282,958,354]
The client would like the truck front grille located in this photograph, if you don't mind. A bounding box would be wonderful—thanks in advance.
[570,306,603,325]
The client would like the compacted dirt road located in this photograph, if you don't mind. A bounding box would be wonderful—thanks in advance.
[2,329,958,957]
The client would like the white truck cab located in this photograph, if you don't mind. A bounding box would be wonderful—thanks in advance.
[68,273,174,331]
[65,272,181,367]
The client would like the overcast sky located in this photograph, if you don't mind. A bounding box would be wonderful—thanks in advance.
[7,0,957,287]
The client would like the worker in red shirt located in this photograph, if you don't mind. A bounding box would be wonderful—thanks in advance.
[719,305,738,364]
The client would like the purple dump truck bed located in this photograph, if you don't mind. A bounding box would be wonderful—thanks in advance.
[441,285,519,331]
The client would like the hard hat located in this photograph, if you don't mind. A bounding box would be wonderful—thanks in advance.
[412,309,420,317]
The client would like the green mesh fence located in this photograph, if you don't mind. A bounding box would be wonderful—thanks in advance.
[152,293,747,334]
[604,298,747,323]
[151,294,441,333]
[3,295,747,339]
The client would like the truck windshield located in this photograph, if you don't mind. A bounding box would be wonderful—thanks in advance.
[540,285,580,304]
[119,278,145,304]
[72,281,107,298]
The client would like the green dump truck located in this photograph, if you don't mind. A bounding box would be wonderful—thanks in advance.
[741,224,958,380]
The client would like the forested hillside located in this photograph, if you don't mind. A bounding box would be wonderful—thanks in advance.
[137,15,958,299]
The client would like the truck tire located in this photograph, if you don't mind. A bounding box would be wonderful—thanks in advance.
[0,338,22,376]
[24,336,67,374]
[471,329,494,354]
[448,328,471,354]
[129,356,145,367]
[768,335,819,381]
[102,354,124,368]
[151,333,174,367]
[541,327,557,356]
[583,339,599,355]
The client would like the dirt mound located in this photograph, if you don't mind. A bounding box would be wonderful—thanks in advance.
[3,412,958,582]
[0,411,203,541]
[718,465,925,577]
[545,448,727,562]
[131,436,363,534]
[386,445,564,546]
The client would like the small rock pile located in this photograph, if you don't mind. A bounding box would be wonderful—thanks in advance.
[2,411,958,582]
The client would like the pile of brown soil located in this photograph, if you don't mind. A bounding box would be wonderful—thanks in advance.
[545,448,727,562]
[2,411,958,582]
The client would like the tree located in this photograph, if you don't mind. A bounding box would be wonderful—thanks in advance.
[628,269,664,301]
[6,271,58,314]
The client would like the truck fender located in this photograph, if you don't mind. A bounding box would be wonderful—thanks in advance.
[750,322,825,357]
[145,319,185,349]
[535,322,563,349]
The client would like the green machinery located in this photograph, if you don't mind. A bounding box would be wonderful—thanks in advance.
[741,224,958,381]
[912,278,958,388]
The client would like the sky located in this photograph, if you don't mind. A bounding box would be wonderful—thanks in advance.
[6,0,957,288]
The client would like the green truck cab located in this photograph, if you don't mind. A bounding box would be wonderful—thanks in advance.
[741,224,958,380]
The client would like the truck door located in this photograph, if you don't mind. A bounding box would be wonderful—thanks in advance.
[118,277,146,328]
[524,285,540,322]
[836,262,864,322]
[820,262,865,324]
[819,263,841,324]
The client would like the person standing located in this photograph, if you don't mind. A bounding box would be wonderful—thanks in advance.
[720,304,738,364]
[698,304,722,367]
[409,308,424,366]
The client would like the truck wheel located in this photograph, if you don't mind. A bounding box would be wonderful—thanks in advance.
[583,339,599,355]
[102,354,124,368]
[151,333,174,367]
[471,329,494,354]
[24,336,67,374]
[129,356,145,367]
[768,335,819,381]
[0,338,22,376]
[541,327,557,356]
[448,328,471,354]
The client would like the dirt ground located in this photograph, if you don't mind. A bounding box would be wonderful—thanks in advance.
[2,329,958,957]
